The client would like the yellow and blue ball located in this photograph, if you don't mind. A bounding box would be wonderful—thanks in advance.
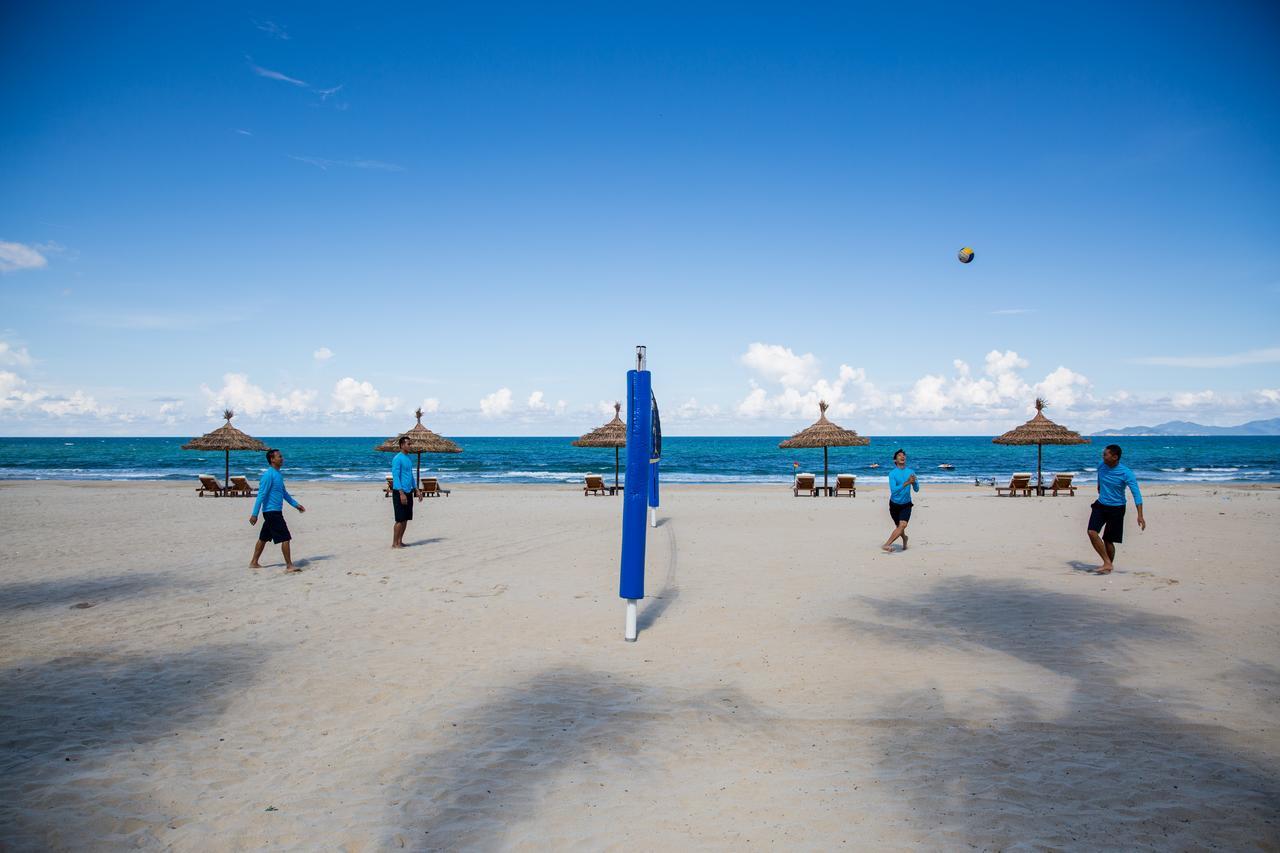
[957,247,975,264]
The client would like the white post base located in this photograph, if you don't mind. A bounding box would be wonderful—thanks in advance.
[624,599,638,642]
[649,507,657,528]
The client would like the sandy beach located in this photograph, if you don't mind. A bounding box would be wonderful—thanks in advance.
[1,480,1277,850]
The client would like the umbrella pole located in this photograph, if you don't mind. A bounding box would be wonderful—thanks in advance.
[1037,443,1043,495]
[615,447,620,490]
[417,452,422,494]
[225,450,229,489]
[824,446,829,494]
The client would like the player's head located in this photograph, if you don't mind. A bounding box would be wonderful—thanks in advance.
[266,448,282,468]
[398,435,410,449]
[893,449,906,466]
[1103,444,1121,466]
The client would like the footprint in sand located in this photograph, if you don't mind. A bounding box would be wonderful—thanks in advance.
[462,584,508,598]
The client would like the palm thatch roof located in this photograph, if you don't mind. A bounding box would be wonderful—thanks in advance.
[779,401,870,449]
[992,398,1090,446]
[376,408,462,454]
[182,409,267,452]
[572,402,626,448]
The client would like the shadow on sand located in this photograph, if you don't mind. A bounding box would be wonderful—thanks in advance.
[385,665,758,848]
[637,518,678,633]
[843,577,1280,848]
[0,571,190,613]
[0,644,263,847]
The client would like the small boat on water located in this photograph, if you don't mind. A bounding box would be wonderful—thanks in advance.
[868,463,880,469]
[938,463,955,470]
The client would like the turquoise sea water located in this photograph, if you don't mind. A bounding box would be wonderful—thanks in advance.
[0,436,1277,484]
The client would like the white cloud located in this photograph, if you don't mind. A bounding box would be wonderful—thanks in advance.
[0,371,115,419]
[201,372,317,419]
[248,60,308,87]
[740,342,821,390]
[331,377,398,416]
[1259,389,1280,405]
[1135,347,1280,368]
[255,19,291,40]
[289,156,404,172]
[313,346,333,362]
[421,397,440,414]
[0,340,33,366]
[480,387,514,418]
[39,391,110,418]
[0,240,49,273]
[675,397,721,420]
[527,390,549,411]
[1035,366,1090,408]
[1171,390,1218,409]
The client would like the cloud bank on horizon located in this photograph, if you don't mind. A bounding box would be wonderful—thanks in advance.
[1,5,1277,435]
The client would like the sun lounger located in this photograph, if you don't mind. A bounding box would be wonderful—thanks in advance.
[421,477,451,497]
[584,474,611,496]
[793,473,818,497]
[197,475,227,497]
[1045,473,1076,496]
[833,473,856,497]
[995,473,1033,496]
[228,475,255,497]
[383,475,394,497]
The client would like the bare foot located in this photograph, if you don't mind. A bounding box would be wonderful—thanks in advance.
[881,544,895,553]
[901,533,909,551]
[1094,564,1113,575]
[249,562,261,569]
[284,566,301,574]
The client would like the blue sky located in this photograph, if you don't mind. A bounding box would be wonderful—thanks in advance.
[2,2,1278,436]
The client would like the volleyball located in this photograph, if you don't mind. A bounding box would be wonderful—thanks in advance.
[957,247,975,264]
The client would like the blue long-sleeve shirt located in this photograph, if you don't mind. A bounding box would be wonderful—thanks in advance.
[1097,462,1142,506]
[392,452,416,493]
[252,467,299,515]
[888,466,919,504]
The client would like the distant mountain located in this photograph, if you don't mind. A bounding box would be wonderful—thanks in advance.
[1095,417,1280,436]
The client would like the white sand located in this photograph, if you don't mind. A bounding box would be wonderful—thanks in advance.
[1,481,1277,850]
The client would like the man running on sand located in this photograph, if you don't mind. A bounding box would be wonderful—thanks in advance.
[250,448,306,573]
[391,435,416,548]
[882,449,919,553]
[1087,443,1146,575]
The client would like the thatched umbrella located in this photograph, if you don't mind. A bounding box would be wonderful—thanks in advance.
[376,408,462,486]
[572,401,627,489]
[182,409,268,486]
[992,398,1090,492]
[779,401,870,492]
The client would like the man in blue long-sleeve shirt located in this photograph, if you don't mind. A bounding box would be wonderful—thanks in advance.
[249,448,306,573]
[1087,443,1146,575]
[391,435,416,548]
[882,449,919,553]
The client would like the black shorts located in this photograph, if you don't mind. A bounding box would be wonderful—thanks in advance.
[889,501,913,525]
[1088,501,1125,543]
[393,489,414,522]
[258,510,291,544]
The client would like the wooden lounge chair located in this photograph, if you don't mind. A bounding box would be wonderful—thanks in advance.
[793,473,818,497]
[833,473,856,497]
[196,475,227,497]
[584,474,610,496]
[228,475,255,497]
[383,475,394,497]
[1045,473,1076,496]
[995,473,1033,496]
[420,477,451,497]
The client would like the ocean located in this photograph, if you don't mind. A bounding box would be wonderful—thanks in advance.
[0,436,1276,485]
